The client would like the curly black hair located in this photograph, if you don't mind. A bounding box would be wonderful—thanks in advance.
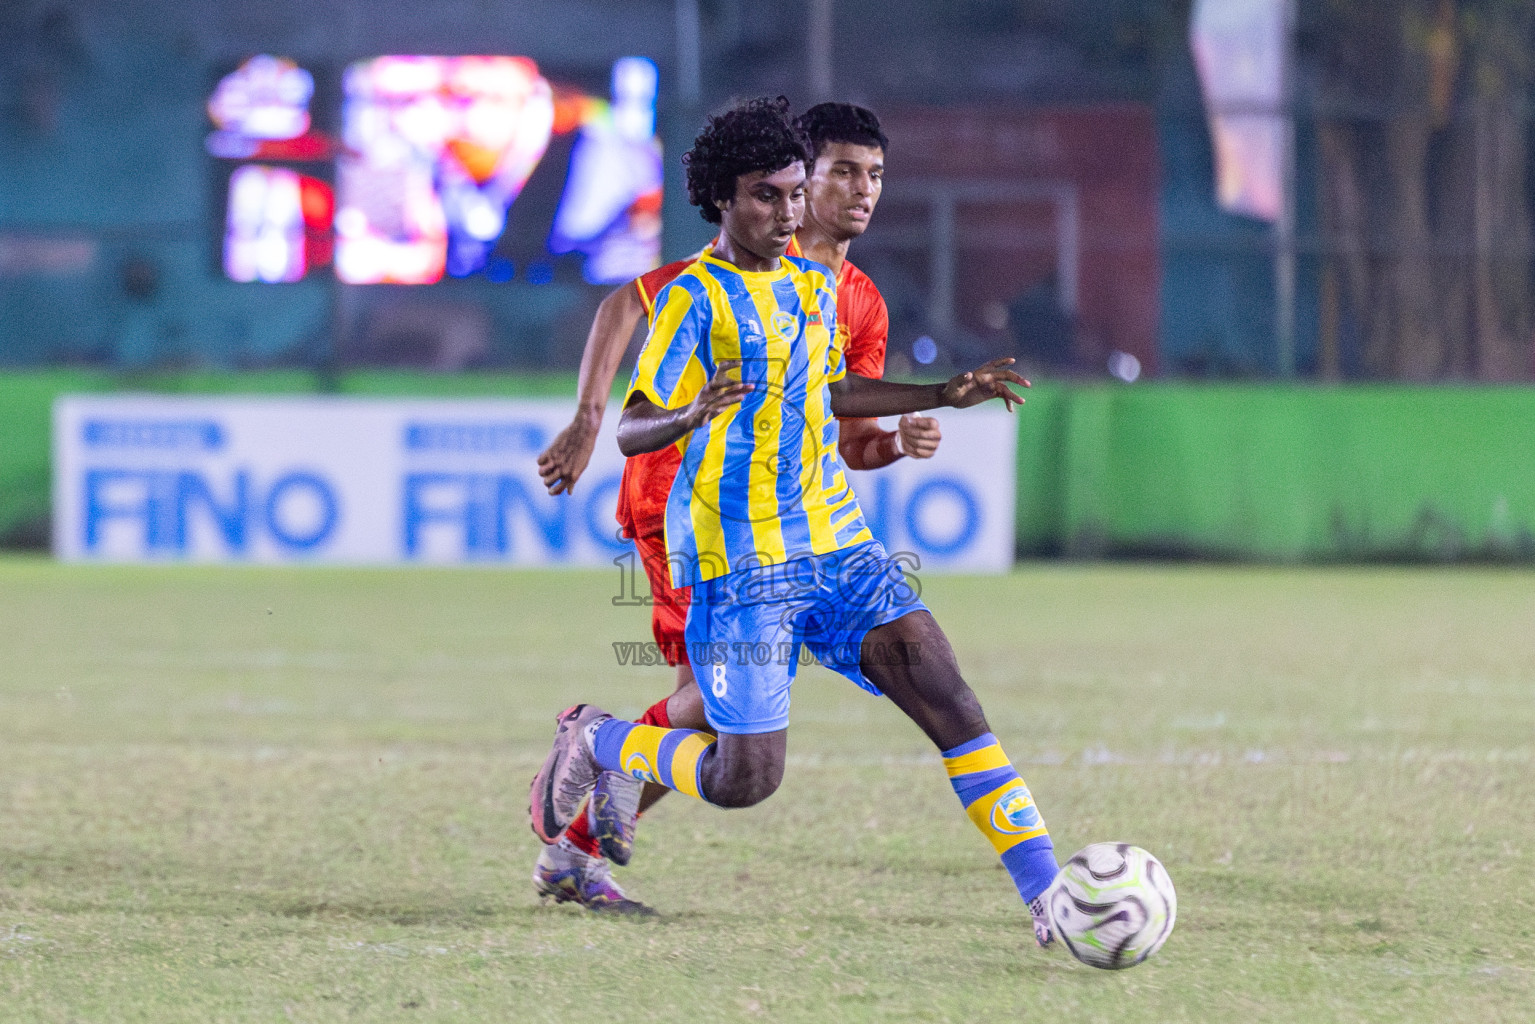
[684,96,811,224]
[794,102,888,162]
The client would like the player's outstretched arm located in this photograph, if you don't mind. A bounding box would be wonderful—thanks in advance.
[617,360,751,457]
[838,414,941,469]
[536,282,646,495]
[829,358,1030,418]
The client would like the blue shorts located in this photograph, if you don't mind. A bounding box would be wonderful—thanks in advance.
[683,541,929,735]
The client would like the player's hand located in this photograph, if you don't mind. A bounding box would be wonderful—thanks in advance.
[537,414,600,495]
[896,414,941,459]
[941,358,1030,411]
[685,359,752,429]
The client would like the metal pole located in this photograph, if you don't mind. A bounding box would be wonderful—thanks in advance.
[1053,187,1080,316]
[808,0,833,103]
[930,190,956,338]
[663,0,714,260]
[1275,0,1298,377]
[676,0,701,107]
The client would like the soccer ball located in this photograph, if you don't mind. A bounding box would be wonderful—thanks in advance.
[1046,842,1177,970]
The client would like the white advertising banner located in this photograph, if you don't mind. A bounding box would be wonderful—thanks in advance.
[53,396,1016,572]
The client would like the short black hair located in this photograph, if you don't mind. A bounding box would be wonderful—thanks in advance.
[794,102,888,162]
[684,96,811,225]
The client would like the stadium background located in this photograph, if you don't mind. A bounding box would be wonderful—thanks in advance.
[4,3,1535,1020]
[7,0,1534,561]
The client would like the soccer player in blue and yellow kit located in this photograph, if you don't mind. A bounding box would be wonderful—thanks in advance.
[530,104,937,913]
[530,97,1062,945]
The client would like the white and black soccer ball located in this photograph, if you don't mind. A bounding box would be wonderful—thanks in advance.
[1046,842,1177,970]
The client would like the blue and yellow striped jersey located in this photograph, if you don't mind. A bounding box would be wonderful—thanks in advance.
[627,253,874,587]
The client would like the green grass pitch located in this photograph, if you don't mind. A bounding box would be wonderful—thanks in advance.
[1,558,1532,1022]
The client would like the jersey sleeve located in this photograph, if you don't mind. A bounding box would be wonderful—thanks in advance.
[634,259,692,319]
[627,278,712,410]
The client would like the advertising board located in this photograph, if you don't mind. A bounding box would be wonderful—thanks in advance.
[54,397,1016,572]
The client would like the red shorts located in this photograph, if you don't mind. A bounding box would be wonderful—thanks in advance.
[635,528,691,666]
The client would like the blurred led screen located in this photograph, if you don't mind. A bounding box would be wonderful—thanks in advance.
[225,165,334,283]
[210,55,661,285]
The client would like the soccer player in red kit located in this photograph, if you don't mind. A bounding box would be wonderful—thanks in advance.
[532,103,939,912]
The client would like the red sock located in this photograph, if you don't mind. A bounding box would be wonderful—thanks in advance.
[636,694,672,729]
[563,803,602,857]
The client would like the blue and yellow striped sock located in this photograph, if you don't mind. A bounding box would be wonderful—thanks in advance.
[943,733,1059,902]
[590,718,714,802]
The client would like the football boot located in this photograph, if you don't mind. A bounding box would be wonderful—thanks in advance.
[1030,888,1058,949]
[586,770,643,866]
[533,839,655,916]
[529,704,611,844]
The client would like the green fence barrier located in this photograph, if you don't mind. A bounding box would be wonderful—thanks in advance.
[5,372,1535,559]
[1040,385,1535,560]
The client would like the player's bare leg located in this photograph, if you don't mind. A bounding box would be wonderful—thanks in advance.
[531,706,781,830]
[690,730,786,808]
[856,611,987,750]
[859,609,1060,946]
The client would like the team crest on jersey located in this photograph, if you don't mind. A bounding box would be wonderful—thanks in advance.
[991,785,1043,835]
[807,311,822,325]
[624,752,658,784]
[770,311,798,338]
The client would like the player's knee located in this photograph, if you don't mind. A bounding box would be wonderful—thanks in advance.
[701,756,783,808]
[669,679,710,731]
[707,774,780,808]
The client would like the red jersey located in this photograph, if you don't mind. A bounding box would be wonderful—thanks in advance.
[615,257,694,540]
[615,243,890,539]
[830,257,889,380]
